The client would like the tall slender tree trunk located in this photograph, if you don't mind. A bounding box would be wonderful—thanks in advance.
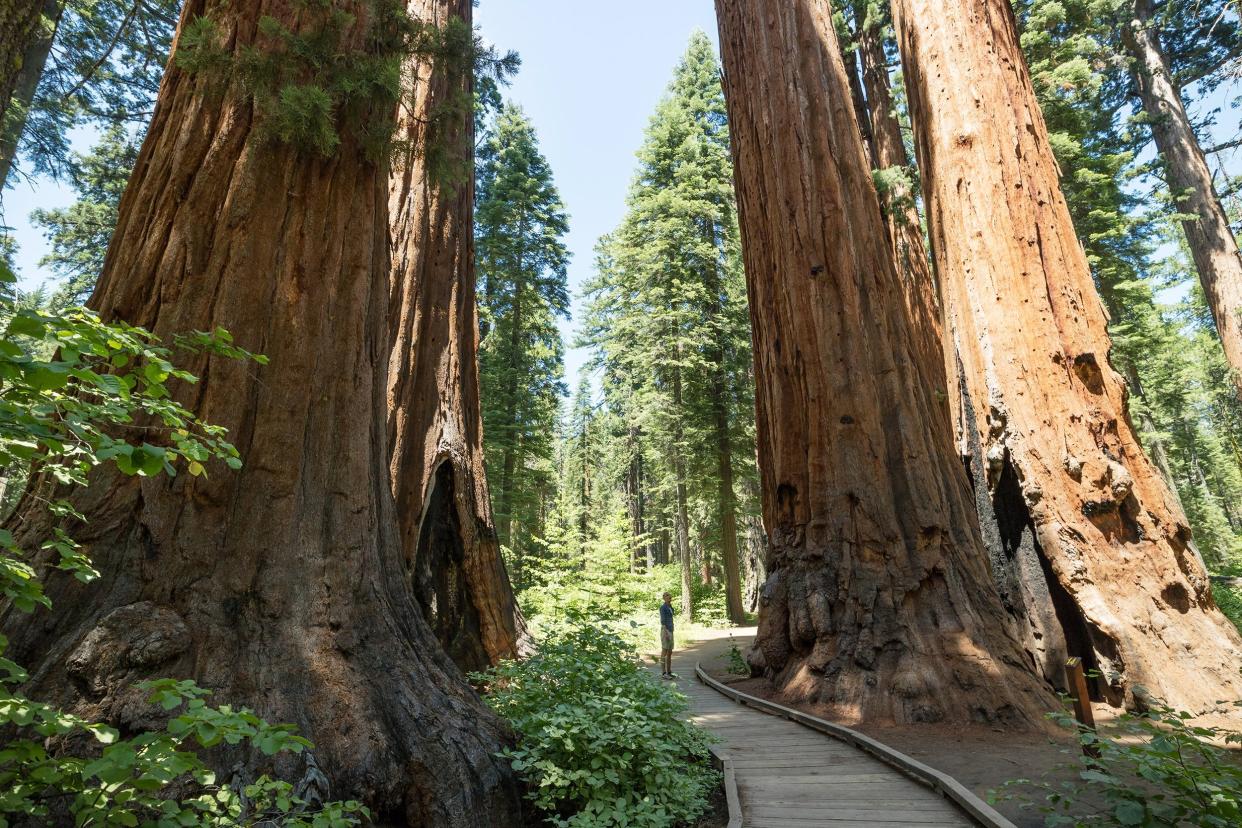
[892,0,1242,710]
[705,236,745,622]
[627,421,645,573]
[1,2,523,822]
[672,359,693,618]
[578,412,590,561]
[495,263,524,553]
[715,0,1057,726]
[843,45,876,162]
[714,405,744,622]
[0,0,61,189]
[1122,0,1242,401]
[386,0,525,674]
[742,515,766,614]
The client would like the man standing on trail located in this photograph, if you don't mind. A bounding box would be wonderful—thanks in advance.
[659,592,676,679]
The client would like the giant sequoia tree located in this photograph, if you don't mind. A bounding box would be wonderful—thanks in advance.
[387,0,525,674]
[714,0,1057,726]
[891,0,1242,710]
[2,2,523,822]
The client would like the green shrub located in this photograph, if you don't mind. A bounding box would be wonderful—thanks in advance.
[473,622,719,828]
[723,638,748,676]
[996,696,1242,827]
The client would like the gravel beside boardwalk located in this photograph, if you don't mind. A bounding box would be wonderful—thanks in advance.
[658,630,980,828]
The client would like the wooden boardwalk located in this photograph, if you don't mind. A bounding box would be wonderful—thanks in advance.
[659,633,987,828]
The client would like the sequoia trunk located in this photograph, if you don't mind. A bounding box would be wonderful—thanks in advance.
[1122,0,1242,400]
[855,15,946,390]
[0,0,61,188]
[3,2,523,823]
[892,0,1242,710]
[715,0,1057,726]
[386,0,525,673]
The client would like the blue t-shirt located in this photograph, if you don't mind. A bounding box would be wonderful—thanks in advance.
[659,602,674,632]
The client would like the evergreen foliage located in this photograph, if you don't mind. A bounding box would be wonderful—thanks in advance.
[29,124,138,308]
[576,31,756,621]
[174,2,517,161]
[7,0,179,184]
[475,103,570,577]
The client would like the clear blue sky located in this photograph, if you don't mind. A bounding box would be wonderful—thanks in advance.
[477,0,721,389]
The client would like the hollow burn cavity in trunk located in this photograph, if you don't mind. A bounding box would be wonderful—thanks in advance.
[412,462,488,673]
[958,360,1103,696]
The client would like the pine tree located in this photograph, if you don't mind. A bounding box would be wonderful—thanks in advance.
[2,0,179,188]
[1121,0,1242,399]
[475,103,571,574]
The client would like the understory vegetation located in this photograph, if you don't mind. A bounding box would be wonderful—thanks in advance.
[473,623,719,828]
[999,698,1242,827]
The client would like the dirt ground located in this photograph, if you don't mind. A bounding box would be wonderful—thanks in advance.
[690,630,1241,828]
[691,781,730,828]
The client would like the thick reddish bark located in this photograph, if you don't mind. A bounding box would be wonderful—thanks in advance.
[2,3,523,822]
[854,16,946,389]
[1122,0,1242,401]
[387,0,525,673]
[715,0,1057,727]
[892,0,1242,710]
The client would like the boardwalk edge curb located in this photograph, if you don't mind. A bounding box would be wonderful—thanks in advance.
[694,662,1018,828]
[706,745,743,828]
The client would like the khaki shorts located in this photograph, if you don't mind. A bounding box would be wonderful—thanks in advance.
[660,627,674,652]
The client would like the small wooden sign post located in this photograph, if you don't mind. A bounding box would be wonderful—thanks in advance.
[1065,657,1099,757]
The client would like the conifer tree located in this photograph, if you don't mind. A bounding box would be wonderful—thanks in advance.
[385,0,526,673]
[1121,0,1242,400]
[2,0,178,189]
[475,103,571,570]
[29,125,138,305]
[581,32,753,622]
